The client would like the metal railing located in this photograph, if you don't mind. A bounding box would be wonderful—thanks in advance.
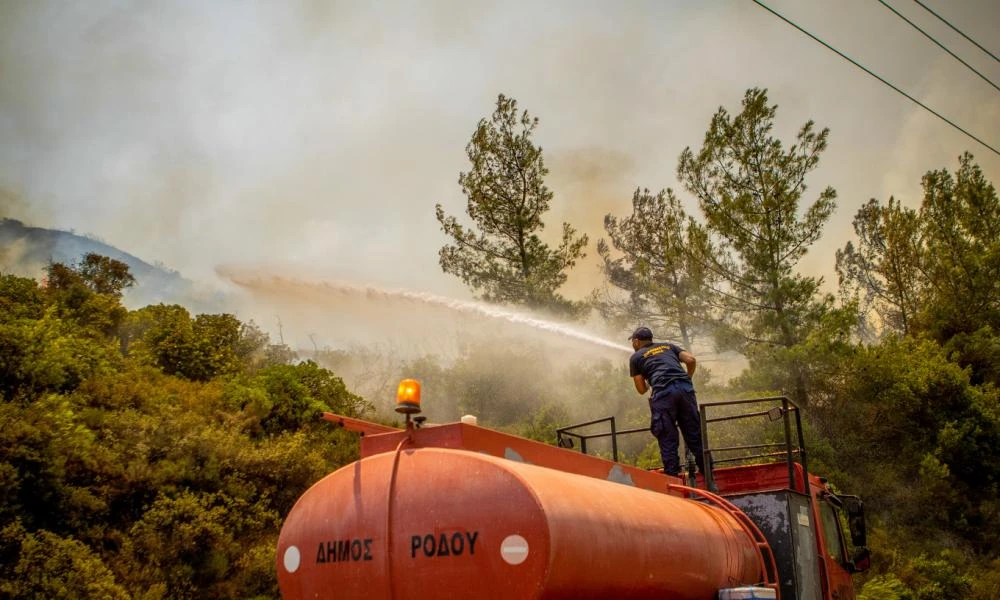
[700,396,809,494]
[554,396,809,493]
[555,416,649,463]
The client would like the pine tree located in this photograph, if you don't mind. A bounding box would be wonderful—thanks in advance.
[435,94,587,318]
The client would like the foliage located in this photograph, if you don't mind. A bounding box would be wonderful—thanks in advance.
[857,573,911,600]
[730,300,856,407]
[672,88,845,406]
[45,253,135,299]
[514,402,572,444]
[677,87,837,355]
[435,93,588,318]
[0,521,130,600]
[120,491,280,599]
[0,308,120,400]
[826,155,1000,593]
[596,187,716,348]
[836,197,924,338]
[0,273,44,321]
[40,253,136,340]
[426,340,554,426]
[918,154,1000,384]
[837,154,1000,354]
[4,101,1000,598]
[74,253,137,298]
[857,550,974,600]
[809,336,1000,556]
[121,306,283,382]
[0,257,374,598]
[226,361,371,437]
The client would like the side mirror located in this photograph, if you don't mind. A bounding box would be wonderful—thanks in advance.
[557,436,574,449]
[849,546,871,573]
[841,495,867,547]
[767,406,784,422]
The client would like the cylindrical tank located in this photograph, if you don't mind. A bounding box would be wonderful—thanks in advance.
[277,447,762,600]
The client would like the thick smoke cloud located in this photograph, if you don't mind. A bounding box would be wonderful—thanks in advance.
[1,0,997,346]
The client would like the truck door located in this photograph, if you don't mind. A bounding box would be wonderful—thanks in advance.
[816,497,855,600]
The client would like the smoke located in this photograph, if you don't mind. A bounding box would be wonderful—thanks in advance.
[1,0,997,412]
[220,267,631,357]
[2,0,997,300]
[219,268,634,419]
[217,268,747,419]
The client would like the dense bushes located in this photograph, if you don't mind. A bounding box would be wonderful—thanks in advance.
[2,246,998,597]
[0,265,372,599]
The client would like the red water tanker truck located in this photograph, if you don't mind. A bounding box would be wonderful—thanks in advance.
[276,380,870,600]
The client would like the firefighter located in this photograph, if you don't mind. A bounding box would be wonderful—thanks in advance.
[628,327,705,477]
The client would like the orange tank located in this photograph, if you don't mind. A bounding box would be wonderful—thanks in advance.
[277,446,763,599]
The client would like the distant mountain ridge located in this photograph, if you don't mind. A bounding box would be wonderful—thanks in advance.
[0,218,218,310]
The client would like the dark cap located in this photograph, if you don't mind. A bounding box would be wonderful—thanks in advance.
[628,327,653,341]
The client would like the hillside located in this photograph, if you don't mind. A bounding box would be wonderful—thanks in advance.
[0,218,218,310]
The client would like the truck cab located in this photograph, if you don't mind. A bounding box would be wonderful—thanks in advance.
[710,462,869,600]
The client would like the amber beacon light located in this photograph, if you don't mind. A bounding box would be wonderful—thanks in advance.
[395,379,422,414]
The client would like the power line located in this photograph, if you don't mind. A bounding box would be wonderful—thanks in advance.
[912,0,999,64]
[750,0,999,158]
[877,0,998,93]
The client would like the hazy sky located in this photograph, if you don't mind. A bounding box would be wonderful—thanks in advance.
[2,0,998,307]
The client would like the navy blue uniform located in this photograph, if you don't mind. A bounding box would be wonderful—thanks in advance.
[629,342,705,476]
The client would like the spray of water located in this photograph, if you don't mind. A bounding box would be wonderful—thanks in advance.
[221,270,632,354]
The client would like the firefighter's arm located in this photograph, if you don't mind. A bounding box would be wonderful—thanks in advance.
[679,351,696,377]
[633,375,649,395]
